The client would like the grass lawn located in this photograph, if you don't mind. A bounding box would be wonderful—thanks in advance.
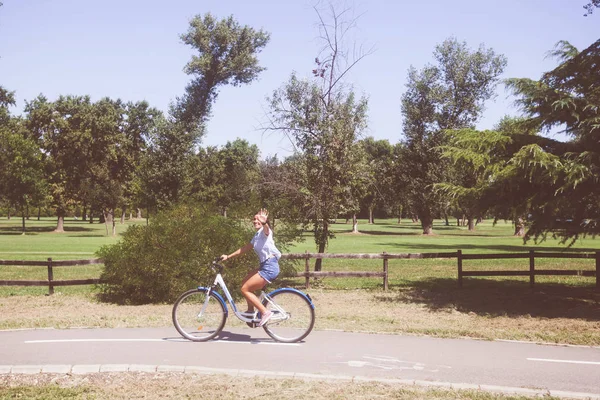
[1,216,597,399]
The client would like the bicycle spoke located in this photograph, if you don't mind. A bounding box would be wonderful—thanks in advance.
[172,289,227,341]
[262,289,315,343]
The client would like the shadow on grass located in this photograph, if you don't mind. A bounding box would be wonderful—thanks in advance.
[338,230,418,236]
[0,226,95,235]
[379,278,600,321]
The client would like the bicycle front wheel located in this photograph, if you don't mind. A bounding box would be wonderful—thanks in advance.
[262,289,315,343]
[172,288,227,342]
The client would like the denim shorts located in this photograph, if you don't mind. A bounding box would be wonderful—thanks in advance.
[258,257,280,283]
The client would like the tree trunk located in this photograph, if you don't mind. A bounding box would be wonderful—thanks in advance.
[369,208,374,224]
[37,207,41,221]
[102,210,112,236]
[352,214,359,233]
[314,221,328,272]
[54,214,65,233]
[120,209,125,224]
[420,211,434,235]
[137,208,142,219]
[467,217,475,231]
[21,206,26,235]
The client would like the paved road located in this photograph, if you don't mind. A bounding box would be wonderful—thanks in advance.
[2,327,599,398]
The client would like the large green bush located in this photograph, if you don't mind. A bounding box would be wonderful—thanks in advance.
[97,205,260,304]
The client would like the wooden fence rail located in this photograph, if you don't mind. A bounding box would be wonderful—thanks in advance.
[282,251,459,290]
[1,250,598,294]
[0,258,104,295]
[457,250,599,289]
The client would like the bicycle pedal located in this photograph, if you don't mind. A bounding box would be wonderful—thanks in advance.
[246,321,257,328]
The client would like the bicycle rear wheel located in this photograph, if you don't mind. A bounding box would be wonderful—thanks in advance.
[262,289,315,343]
[172,288,227,341]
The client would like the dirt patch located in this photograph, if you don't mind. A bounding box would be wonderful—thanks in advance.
[1,288,599,345]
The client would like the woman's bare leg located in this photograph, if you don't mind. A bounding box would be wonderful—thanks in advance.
[241,272,268,314]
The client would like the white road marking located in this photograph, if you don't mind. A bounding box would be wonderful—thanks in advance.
[24,338,299,346]
[26,339,167,343]
[527,358,600,366]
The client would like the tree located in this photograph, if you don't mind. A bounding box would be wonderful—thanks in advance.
[399,37,507,234]
[583,0,600,15]
[436,128,513,231]
[24,95,94,232]
[502,39,600,243]
[174,13,270,136]
[264,3,371,270]
[140,14,270,214]
[187,139,261,217]
[359,137,395,224]
[121,101,163,221]
[0,120,47,232]
[0,90,47,231]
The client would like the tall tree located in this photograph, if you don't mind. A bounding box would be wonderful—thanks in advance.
[0,119,46,232]
[399,38,507,234]
[142,14,270,213]
[174,13,270,136]
[264,3,372,270]
[502,39,600,243]
[359,137,395,224]
[24,95,94,232]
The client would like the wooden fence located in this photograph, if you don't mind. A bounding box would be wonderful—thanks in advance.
[1,250,598,294]
[458,250,599,289]
[282,251,458,290]
[0,258,103,295]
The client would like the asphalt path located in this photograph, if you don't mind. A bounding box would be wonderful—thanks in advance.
[1,327,599,398]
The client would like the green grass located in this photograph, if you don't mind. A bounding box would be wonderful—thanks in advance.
[0,217,142,261]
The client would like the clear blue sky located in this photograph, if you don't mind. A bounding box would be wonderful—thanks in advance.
[1,0,597,159]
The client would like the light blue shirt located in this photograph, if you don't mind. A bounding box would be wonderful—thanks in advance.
[250,227,281,263]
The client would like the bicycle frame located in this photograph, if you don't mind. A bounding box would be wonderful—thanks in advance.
[201,270,287,324]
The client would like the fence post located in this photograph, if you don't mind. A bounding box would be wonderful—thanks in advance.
[47,257,54,295]
[596,251,600,291]
[529,250,535,288]
[382,252,389,291]
[304,250,310,290]
[457,250,463,287]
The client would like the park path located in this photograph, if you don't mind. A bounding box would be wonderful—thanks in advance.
[1,327,599,398]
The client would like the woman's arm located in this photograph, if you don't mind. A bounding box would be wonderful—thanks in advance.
[221,242,252,261]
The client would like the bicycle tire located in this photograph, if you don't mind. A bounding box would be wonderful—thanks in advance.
[262,288,315,343]
[172,288,227,342]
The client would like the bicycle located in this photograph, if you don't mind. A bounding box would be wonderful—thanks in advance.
[172,258,316,343]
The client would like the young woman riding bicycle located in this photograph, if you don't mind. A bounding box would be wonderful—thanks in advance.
[220,208,281,327]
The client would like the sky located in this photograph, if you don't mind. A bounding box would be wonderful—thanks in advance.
[1,0,598,159]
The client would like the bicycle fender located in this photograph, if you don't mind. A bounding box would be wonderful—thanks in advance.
[197,286,229,317]
[267,287,315,309]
